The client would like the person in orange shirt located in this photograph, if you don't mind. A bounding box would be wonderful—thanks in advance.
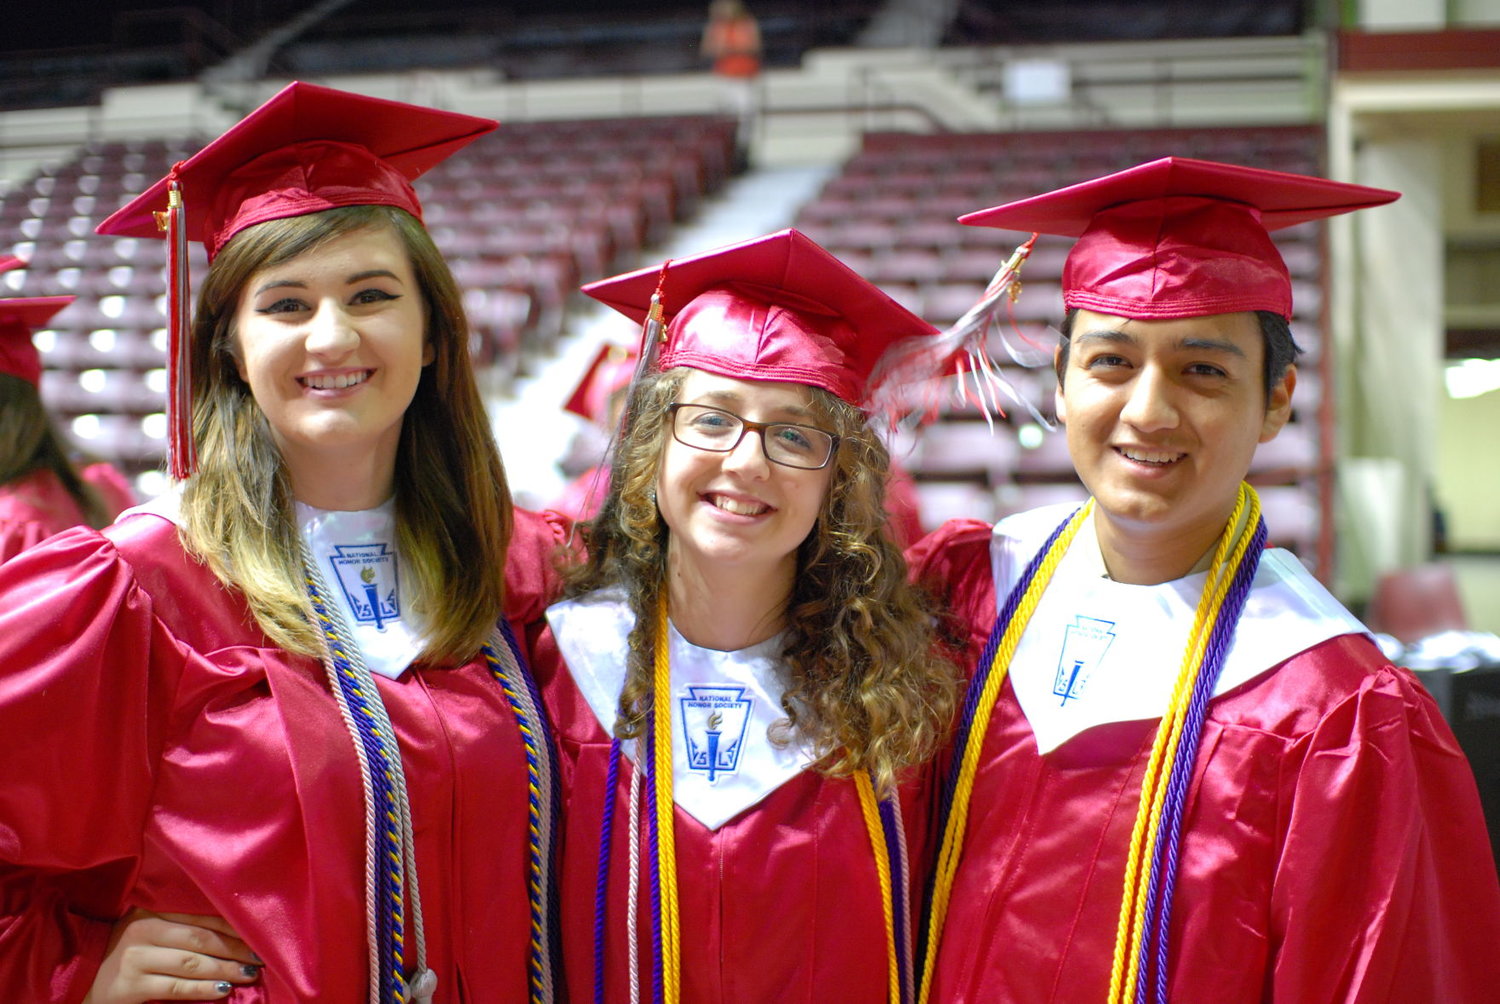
[701,0,763,157]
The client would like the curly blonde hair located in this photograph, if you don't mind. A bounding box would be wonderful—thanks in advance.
[564,367,956,793]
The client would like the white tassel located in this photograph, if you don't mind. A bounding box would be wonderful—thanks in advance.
[867,235,1054,430]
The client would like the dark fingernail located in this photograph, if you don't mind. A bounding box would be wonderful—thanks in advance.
[214,983,231,994]
[241,963,261,978]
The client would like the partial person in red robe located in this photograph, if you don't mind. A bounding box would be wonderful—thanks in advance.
[533,228,958,1002]
[0,83,562,1003]
[0,276,135,562]
[550,340,637,523]
[906,158,1500,1002]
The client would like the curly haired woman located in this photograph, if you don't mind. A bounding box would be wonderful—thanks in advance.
[535,228,958,1003]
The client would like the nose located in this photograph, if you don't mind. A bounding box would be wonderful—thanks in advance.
[1118,364,1179,433]
[720,424,771,479]
[305,298,359,358]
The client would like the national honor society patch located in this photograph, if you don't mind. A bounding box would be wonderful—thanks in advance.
[680,686,753,783]
[329,542,400,631]
[1054,615,1116,705]
[298,501,423,680]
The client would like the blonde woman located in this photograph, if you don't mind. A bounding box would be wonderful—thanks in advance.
[0,83,561,1003]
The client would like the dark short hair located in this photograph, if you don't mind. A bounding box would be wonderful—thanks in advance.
[1054,309,1301,405]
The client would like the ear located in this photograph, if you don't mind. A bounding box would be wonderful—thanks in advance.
[1259,364,1296,443]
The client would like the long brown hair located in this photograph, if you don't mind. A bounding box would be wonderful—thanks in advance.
[0,374,110,527]
[178,204,512,662]
[565,367,956,793]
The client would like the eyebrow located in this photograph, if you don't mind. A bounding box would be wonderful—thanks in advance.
[252,269,403,297]
[690,389,817,420]
[1074,328,1247,359]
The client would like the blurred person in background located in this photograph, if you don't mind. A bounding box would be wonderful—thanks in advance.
[0,275,135,562]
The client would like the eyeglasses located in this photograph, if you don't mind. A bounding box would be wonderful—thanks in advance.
[667,403,840,470]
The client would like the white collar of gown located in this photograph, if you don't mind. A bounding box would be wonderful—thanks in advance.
[547,586,815,831]
[991,503,1371,754]
[122,489,423,680]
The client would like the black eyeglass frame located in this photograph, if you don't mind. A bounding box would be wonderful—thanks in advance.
[665,402,841,470]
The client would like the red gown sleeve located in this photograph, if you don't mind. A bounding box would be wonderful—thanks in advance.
[905,518,997,665]
[0,520,56,565]
[503,506,577,625]
[1268,646,1500,1002]
[0,527,182,1000]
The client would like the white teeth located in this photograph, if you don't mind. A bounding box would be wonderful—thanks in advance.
[711,494,769,516]
[303,371,369,390]
[1120,447,1181,465]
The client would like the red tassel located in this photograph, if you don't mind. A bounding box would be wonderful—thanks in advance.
[156,169,195,479]
[632,258,671,387]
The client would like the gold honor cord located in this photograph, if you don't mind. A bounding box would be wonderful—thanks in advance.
[651,594,682,1004]
[1107,483,1260,1004]
[917,501,1094,1004]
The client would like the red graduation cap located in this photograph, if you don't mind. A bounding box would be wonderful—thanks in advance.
[960,157,1400,320]
[0,294,75,386]
[581,228,937,407]
[564,341,639,423]
[0,254,24,274]
[96,81,495,259]
[93,81,497,478]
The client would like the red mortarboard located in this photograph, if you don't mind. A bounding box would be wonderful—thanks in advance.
[93,81,496,478]
[960,157,1400,320]
[96,80,496,259]
[581,228,937,407]
[564,341,639,423]
[0,295,74,386]
[0,254,24,274]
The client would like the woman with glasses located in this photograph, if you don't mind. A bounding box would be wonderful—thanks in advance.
[533,228,957,1002]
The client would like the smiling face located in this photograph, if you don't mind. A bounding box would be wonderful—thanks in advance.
[231,224,431,505]
[656,369,836,586]
[1057,309,1294,580]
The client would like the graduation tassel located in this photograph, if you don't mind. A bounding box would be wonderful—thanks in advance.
[867,235,1047,432]
[154,168,195,479]
[632,259,671,387]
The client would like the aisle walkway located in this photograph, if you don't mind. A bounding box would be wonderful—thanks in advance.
[488,163,837,507]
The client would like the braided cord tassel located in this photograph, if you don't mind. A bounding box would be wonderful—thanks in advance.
[1108,484,1257,1004]
[485,622,561,1003]
[303,564,408,1004]
[917,502,1092,1004]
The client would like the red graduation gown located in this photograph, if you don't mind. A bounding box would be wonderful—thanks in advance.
[0,464,134,564]
[908,517,1500,1003]
[0,507,566,1002]
[529,618,935,1004]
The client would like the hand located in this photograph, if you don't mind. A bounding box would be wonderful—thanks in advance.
[82,909,262,1003]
